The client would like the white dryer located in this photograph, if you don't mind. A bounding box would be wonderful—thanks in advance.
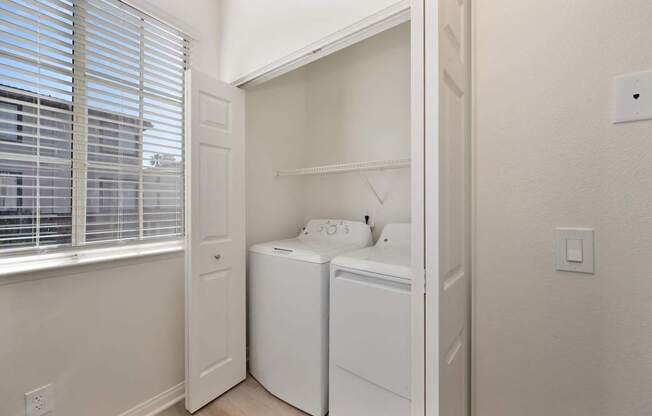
[248,219,373,416]
[329,223,412,416]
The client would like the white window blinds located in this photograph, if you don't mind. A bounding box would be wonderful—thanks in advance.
[0,0,189,253]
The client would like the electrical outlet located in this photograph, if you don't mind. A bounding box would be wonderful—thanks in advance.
[25,384,53,416]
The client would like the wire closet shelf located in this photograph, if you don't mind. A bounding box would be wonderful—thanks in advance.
[275,158,411,177]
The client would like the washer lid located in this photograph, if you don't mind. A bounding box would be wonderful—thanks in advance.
[331,223,411,280]
[248,219,373,264]
[249,238,373,264]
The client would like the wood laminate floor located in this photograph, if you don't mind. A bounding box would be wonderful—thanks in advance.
[160,376,308,416]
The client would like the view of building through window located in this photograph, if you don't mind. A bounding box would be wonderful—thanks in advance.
[0,0,187,252]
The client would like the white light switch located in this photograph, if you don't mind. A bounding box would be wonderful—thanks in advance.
[565,239,583,263]
[613,70,652,123]
[556,228,594,274]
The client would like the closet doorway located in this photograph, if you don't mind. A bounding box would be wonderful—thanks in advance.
[184,2,472,415]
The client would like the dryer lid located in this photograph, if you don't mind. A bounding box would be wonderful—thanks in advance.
[331,223,411,279]
[248,219,373,264]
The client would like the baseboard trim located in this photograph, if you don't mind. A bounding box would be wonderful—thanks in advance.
[117,382,185,416]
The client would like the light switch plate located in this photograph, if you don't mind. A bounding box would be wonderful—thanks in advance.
[613,70,652,123]
[566,238,583,263]
[555,228,594,274]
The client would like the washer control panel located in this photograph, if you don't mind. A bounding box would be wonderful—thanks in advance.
[305,220,350,235]
[301,219,371,245]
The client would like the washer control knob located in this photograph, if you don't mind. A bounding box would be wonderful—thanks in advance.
[327,224,338,235]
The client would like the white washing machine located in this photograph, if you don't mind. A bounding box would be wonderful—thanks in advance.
[248,219,373,416]
[329,223,412,416]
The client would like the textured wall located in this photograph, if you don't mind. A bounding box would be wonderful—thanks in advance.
[474,1,652,415]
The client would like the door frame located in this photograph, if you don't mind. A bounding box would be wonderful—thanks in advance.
[226,4,432,416]
[422,0,473,415]
[410,0,427,415]
[423,0,440,411]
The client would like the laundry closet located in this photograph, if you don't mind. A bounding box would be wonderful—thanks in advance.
[245,23,411,249]
[244,23,412,416]
[184,2,471,415]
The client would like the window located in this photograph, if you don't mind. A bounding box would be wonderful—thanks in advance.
[0,0,189,254]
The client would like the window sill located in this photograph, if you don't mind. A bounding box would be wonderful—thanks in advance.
[0,240,185,278]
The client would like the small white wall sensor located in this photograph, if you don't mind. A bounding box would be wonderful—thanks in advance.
[613,70,652,123]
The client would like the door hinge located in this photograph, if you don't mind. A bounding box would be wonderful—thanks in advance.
[422,268,427,293]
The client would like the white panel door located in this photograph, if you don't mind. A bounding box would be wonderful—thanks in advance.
[424,0,471,414]
[185,69,246,413]
[437,0,471,414]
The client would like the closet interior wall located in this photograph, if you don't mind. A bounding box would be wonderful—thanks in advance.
[245,22,411,247]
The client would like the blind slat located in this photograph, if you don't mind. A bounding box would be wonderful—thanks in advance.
[0,0,187,253]
[75,1,188,49]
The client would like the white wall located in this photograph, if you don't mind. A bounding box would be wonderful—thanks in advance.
[302,22,411,240]
[246,23,411,245]
[219,0,407,83]
[474,1,652,415]
[0,253,184,416]
[246,68,308,246]
[0,2,221,415]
